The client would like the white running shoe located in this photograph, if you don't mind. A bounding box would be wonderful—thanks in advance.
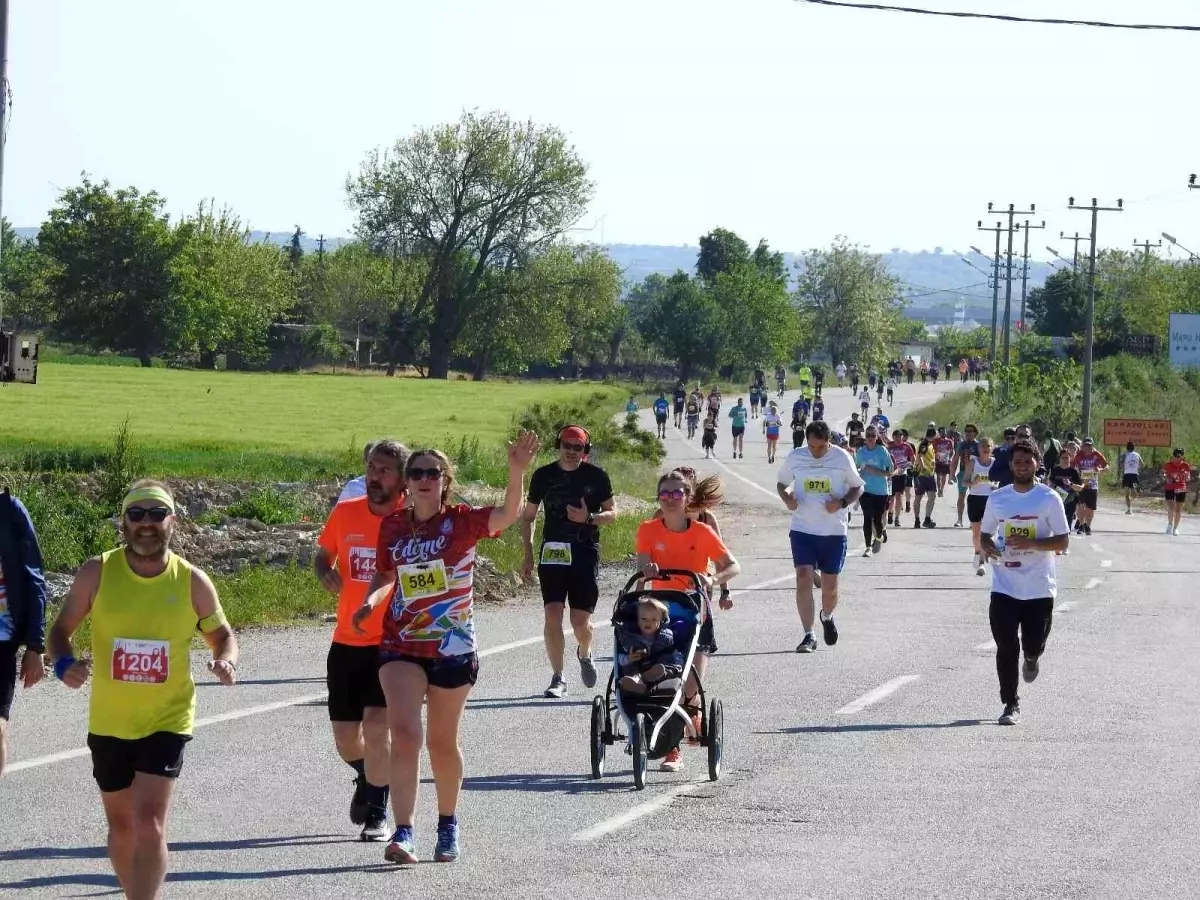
[1166,523,1174,534]
[1172,526,1180,536]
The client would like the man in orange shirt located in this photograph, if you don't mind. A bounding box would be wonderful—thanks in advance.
[315,439,408,841]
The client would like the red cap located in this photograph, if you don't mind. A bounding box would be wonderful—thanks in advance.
[560,426,589,446]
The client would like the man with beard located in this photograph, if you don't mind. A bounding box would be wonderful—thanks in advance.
[50,480,238,900]
[521,425,617,699]
[979,440,1070,726]
[315,439,409,841]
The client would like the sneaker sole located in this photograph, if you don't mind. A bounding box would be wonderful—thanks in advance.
[796,644,816,654]
[384,844,419,864]
[434,851,460,863]
[998,717,1018,726]
[361,828,391,843]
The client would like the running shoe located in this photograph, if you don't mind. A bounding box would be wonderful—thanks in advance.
[577,648,598,689]
[998,703,1020,726]
[361,808,390,843]
[659,747,684,772]
[796,633,818,653]
[820,613,839,646]
[1166,523,1174,535]
[923,518,937,528]
[1173,526,1180,536]
[434,822,460,862]
[862,546,872,558]
[905,502,911,513]
[349,774,369,826]
[880,529,888,543]
[1084,524,1092,535]
[872,538,882,554]
[544,673,567,699]
[1022,656,1040,684]
[384,826,418,864]
[887,513,894,525]
[954,519,963,528]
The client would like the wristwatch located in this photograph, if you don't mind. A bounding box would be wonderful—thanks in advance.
[840,498,849,509]
[587,512,595,524]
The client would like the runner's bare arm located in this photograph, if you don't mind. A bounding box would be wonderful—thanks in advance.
[979,532,1002,560]
[192,568,238,684]
[590,497,617,527]
[314,547,342,593]
[489,432,540,533]
[48,558,101,688]
[711,552,740,588]
[777,482,798,511]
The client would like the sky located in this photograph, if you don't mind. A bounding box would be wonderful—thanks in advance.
[7,0,1200,259]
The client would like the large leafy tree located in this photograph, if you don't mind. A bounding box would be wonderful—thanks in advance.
[696,228,751,286]
[1027,268,1087,337]
[39,178,189,366]
[0,219,53,330]
[346,110,593,378]
[794,237,902,368]
[710,261,803,373]
[634,272,723,382]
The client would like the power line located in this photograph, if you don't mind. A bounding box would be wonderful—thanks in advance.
[793,0,1200,32]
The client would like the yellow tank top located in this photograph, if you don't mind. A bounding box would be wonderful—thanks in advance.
[89,548,198,739]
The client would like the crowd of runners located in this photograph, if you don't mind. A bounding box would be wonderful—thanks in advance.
[0,360,1195,888]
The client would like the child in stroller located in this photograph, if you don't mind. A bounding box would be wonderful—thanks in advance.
[617,597,684,694]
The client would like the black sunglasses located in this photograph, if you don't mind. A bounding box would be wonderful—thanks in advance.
[126,507,171,523]
[560,441,586,452]
[406,468,444,482]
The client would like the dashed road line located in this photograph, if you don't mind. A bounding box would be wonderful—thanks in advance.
[1100,559,1113,568]
[1084,578,1103,590]
[835,675,920,715]
[1054,600,1078,612]
[571,782,702,841]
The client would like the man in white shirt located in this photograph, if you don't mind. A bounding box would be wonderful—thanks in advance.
[337,443,376,503]
[776,420,865,654]
[1120,440,1143,514]
[979,439,1070,726]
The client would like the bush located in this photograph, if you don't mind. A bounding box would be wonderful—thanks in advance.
[225,487,322,525]
[12,477,117,572]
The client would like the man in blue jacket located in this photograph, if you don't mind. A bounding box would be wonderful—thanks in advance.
[0,489,47,776]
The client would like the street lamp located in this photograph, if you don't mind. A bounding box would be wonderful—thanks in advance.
[1162,232,1199,260]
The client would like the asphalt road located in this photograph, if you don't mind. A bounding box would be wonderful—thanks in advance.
[4,376,1198,899]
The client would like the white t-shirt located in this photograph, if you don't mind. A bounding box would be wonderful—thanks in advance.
[337,476,367,503]
[980,484,1069,600]
[777,445,865,537]
[1123,451,1143,475]
[858,389,870,404]
[967,456,995,496]
[763,410,782,429]
[836,364,846,378]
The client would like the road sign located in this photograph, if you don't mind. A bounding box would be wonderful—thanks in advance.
[1121,334,1157,356]
[1169,313,1200,367]
[1102,418,1173,448]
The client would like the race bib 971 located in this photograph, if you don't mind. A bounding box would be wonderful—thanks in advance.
[802,477,832,495]
[112,638,169,684]
[397,560,449,601]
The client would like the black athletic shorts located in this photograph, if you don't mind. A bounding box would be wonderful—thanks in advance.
[1165,490,1187,503]
[915,475,937,496]
[890,475,906,495]
[732,426,745,437]
[87,731,192,793]
[935,462,951,476]
[326,641,386,722]
[1122,473,1139,489]
[673,401,684,413]
[1078,488,1098,510]
[380,652,479,690]
[538,542,600,613]
[0,640,18,721]
[967,494,990,523]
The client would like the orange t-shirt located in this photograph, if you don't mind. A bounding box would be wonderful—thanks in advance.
[1164,459,1192,490]
[317,496,397,646]
[635,518,730,591]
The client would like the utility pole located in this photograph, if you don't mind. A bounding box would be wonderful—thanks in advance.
[985,202,1037,365]
[1133,238,1162,259]
[1016,219,1046,335]
[316,234,326,263]
[1059,231,1089,270]
[976,221,1006,364]
[1068,196,1124,439]
[0,0,9,334]
[1189,174,1197,190]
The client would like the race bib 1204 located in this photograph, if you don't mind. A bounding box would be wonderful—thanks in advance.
[802,477,832,495]
[397,559,449,601]
[540,542,573,566]
[112,638,169,684]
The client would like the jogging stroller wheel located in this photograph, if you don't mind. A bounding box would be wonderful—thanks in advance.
[589,695,607,779]
[706,699,724,782]
[631,713,649,791]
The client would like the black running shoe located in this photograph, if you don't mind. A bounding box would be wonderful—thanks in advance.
[998,703,1020,726]
[361,808,390,842]
[820,614,839,646]
[1022,656,1040,683]
[1084,524,1092,535]
[796,633,818,653]
[887,513,894,525]
[350,774,369,826]
[923,517,936,528]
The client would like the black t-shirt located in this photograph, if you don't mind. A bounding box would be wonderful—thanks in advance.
[685,398,700,416]
[673,388,686,405]
[1050,466,1081,499]
[847,419,864,437]
[527,461,614,545]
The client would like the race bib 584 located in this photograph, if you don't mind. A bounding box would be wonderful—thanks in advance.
[397,560,449,601]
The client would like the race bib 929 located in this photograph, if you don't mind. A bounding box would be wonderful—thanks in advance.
[1003,521,1038,542]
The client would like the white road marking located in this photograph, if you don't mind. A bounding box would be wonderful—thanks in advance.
[1084,578,1103,590]
[975,640,997,651]
[728,573,797,597]
[1055,600,1078,612]
[1100,559,1113,568]
[835,674,920,715]
[571,782,702,841]
[1090,543,1103,553]
[4,747,91,773]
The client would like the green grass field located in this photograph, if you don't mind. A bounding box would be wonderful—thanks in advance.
[2,363,631,480]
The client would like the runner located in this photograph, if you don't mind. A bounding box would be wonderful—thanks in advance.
[748,382,761,420]
[706,386,722,419]
[951,424,981,528]
[316,439,409,841]
[846,413,864,443]
[932,427,956,498]
[798,363,812,396]
[522,426,616,700]
[929,360,940,384]
[791,392,810,426]
[1049,449,1083,543]
[858,386,871,417]
[763,401,782,463]
[945,359,953,381]
[907,358,916,385]
[790,402,807,449]
[963,437,995,575]
[813,363,825,397]
[356,432,539,864]
[887,429,915,527]
[685,393,701,440]
[990,427,1018,488]
[811,394,825,423]
[49,480,239,896]
[728,397,748,459]
[855,425,894,557]
[913,427,938,528]
[919,360,928,384]
[625,395,639,428]
[637,470,740,772]
[835,361,847,388]
[672,382,687,430]
[701,413,718,459]
[775,365,787,398]
[1162,447,1191,535]
[885,375,896,407]
[849,363,860,394]
[958,358,969,383]
[875,374,885,405]
[979,439,1071,726]
[1072,437,1108,535]
[0,488,47,778]
[777,422,863,652]
[653,392,670,439]
[1120,441,1143,514]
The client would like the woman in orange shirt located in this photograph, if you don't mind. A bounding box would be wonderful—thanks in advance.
[635,470,740,772]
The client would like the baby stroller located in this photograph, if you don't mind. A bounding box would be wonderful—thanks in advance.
[588,570,724,790]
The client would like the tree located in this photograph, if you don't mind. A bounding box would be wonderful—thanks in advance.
[39,177,189,366]
[347,110,593,378]
[752,238,788,287]
[0,220,52,330]
[794,237,902,368]
[709,261,802,373]
[1027,268,1086,337]
[634,272,723,381]
[696,228,751,286]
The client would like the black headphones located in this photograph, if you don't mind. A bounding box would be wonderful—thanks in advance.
[555,425,592,456]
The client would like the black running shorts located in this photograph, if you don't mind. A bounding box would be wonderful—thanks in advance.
[967,494,990,523]
[1122,473,1139,489]
[890,475,906,495]
[538,542,600,613]
[1078,488,1098,510]
[87,731,192,793]
[380,652,479,690]
[326,641,386,722]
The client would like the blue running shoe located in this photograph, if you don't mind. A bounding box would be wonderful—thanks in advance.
[384,826,418,865]
[434,822,460,862]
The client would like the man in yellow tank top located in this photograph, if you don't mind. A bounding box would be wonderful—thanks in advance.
[49,480,238,900]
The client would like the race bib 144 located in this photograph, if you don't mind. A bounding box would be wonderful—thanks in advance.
[348,546,377,582]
